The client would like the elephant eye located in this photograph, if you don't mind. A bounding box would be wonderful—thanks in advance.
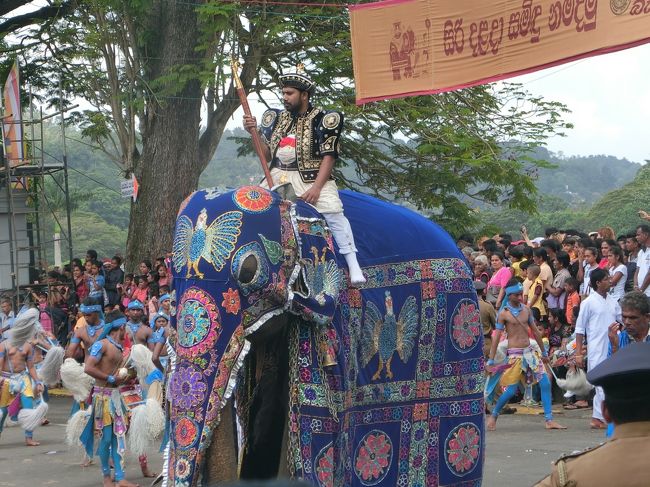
[238,253,259,285]
[231,242,270,296]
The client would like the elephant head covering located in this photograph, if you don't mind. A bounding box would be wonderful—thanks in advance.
[9,307,40,347]
[168,186,485,486]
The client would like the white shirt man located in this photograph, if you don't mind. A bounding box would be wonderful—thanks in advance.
[575,270,622,427]
[0,299,15,341]
[635,246,650,297]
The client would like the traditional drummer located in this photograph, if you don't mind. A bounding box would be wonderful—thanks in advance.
[243,66,366,285]
[80,310,139,487]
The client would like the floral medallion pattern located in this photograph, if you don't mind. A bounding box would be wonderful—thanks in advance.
[232,186,274,213]
[175,417,199,449]
[445,422,481,476]
[221,288,241,315]
[314,443,335,487]
[176,287,221,358]
[170,365,208,412]
[353,430,393,485]
[450,299,481,352]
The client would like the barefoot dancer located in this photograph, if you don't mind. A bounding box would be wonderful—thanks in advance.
[485,280,566,431]
[0,308,47,446]
[80,310,140,487]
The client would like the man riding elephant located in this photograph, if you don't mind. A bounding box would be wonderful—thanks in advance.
[243,66,365,286]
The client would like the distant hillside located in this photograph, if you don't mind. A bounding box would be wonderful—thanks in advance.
[30,123,645,260]
[583,164,650,234]
[532,147,640,205]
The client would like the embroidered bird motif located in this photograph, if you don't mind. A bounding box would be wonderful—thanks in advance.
[361,291,418,380]
[303,246,341,305]
[172,208,243,279]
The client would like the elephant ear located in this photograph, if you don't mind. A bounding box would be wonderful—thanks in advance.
[289,206,343,326]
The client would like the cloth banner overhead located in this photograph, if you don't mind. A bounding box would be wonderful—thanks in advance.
[350,0,650,104]
[2,61,25,167]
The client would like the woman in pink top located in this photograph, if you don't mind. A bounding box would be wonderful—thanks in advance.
[131,275,149,308]
[37,292,53,334]
[487,251,512,309]
[156,264,170,287]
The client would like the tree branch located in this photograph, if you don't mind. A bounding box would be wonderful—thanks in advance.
[0,1,74,35]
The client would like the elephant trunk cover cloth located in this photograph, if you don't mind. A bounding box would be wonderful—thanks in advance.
[167,186,485,486]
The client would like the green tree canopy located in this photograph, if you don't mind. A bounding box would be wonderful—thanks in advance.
[2,1,571,267]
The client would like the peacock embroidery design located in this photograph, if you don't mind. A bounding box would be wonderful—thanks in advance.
[303,246,342,306]
[173,208,243,278]
[361,291,419,380]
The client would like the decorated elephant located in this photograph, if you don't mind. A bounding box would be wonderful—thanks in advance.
[165,185,485,486]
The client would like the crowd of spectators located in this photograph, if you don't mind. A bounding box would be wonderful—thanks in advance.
[460,223,650,427]
[0,250,173,347]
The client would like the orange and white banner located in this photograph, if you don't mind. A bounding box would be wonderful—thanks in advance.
[3,61,25,167]
[350,0,650,104]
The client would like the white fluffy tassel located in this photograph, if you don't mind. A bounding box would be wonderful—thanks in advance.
[128,398,166,455]
[66,409,91,447]
[60,358,94,402]
[556,368,593,397]
[38,346,65,387]
[17,401,48,432]
[128,344,157,383]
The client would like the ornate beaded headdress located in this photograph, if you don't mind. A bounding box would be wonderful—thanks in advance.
[278,63,315,94]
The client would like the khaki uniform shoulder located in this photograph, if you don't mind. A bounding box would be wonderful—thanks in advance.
[533,442,606,487]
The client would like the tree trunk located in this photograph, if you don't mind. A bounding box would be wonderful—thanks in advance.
[124,1,203,270]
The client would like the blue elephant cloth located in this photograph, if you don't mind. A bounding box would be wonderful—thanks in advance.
[168,186,484,486]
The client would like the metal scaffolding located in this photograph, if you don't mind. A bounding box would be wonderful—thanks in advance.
[0,100,73,305]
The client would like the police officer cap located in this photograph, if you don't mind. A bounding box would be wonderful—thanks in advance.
[278,64,315,94]
[587,342,650,398]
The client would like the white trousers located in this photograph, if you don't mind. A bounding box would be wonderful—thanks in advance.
[323,212,358,255]
[592,385,605,421]
[260,168,358,255]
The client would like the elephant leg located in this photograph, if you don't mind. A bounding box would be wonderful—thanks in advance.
[204,398,238,485]
[240,327,289,480]
[277,415,290,478]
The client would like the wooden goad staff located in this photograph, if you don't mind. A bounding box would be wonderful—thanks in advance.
[231,58,274,188]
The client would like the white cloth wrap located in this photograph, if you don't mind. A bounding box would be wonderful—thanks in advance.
[261,167,343,214]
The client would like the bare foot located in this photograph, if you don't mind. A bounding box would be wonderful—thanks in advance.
[25,438,40,446]
[486,415,497,431]
[103,476,114,487]
[115,480,140,487]
[545,420,567,430]
[140,466,157,478]
[81,456,94,467]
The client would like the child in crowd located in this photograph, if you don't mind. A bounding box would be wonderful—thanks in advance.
[526,264,546,321]
[120,273,135,309]
[508,246,526,281]
[564,277,581,326]
[131,275,149,308]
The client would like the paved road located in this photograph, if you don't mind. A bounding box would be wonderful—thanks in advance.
[0,397,606,486]
[0,396,163,487]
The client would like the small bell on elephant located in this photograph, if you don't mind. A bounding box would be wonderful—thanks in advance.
[318,326,338,367]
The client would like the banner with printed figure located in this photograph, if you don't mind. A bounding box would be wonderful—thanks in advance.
[350,0,650,104]
[3,61,26,167]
